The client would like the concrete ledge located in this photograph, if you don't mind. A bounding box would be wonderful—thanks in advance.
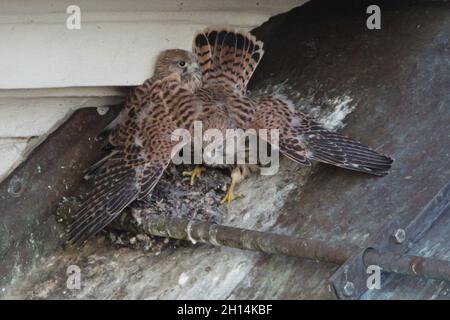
[0,87,126,181]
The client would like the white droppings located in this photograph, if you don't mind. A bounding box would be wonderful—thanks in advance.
[178,272,190,286]
[252,81,356,132]
[319,96,355,130]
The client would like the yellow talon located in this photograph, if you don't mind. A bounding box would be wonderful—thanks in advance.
[182,166,206,186]
[220,180,242,207]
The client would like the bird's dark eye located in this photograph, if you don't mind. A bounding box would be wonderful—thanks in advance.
[177,61,186,67]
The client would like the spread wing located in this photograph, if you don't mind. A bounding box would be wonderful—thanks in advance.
[68,95,184,245]
[251,96,393,175]
[193,28,264,95]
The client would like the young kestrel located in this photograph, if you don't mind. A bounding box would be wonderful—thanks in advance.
[67,28,393,245]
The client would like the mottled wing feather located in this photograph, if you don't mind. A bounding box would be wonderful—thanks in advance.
[68,150,141,245]
[251,96,393,175]
[68,96,183,245]
[97,77,158,146]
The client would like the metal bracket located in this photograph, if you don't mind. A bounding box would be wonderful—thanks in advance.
[330,180,450,299]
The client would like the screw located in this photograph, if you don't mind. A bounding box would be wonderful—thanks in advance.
[393,228,406,244]
[343,281,355,297]
[8,176,24,197]
[96,106,109,116]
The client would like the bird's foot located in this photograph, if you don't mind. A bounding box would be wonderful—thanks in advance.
[220,181,243,207]
[182,166,206,186]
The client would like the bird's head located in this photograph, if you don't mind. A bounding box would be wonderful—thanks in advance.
[154,49,202,91]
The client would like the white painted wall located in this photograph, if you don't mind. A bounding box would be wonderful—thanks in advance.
[0,0,307,89]
[0,0,308,181]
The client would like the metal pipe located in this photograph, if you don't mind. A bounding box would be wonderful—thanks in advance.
[142,215,357,264]
[119,214,450,283]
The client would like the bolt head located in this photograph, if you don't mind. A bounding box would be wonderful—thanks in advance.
[394,228,406,244]
[8,176,24,197]
[343,281,355,297]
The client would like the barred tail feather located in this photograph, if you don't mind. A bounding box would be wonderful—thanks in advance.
[304,130,393,176]
[193,27,264,93]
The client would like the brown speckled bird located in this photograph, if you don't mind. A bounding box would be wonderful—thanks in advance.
[98,49,202,147]
[68,27,393,245]
[68,50,204,244]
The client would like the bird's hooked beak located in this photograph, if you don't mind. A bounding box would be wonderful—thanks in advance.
[187,62,200,73]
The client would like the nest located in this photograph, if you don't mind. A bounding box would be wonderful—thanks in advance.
[56,163,231,252]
